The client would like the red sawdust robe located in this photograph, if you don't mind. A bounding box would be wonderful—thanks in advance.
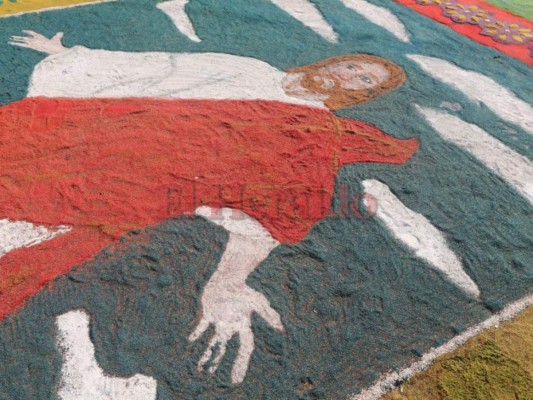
[0,98,418,319]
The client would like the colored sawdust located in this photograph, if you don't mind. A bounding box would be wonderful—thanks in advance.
[384,306,533,399]
[0,0,107,17]
[484,0,533,20]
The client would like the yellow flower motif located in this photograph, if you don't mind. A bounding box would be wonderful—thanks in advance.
[481,20,533,44]
[443,3,492,25]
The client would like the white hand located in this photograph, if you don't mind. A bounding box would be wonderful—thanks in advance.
[9,31,68,55]
[190,208,284,384]
[189,281,284,384]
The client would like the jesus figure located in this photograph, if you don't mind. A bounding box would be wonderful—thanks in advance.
[10,30,406,111]
[2,31,417,386]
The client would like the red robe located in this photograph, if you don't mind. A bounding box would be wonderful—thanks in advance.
[0,98,418,319]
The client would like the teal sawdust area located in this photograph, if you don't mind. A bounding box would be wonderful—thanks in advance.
[0,0,532,399]
[0,168,532,399]
[0,216,491,399]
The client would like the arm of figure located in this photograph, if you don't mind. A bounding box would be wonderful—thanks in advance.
[189,207,284,384]
[336,117,419,166]
[0,226,112,321]
[9,31,68,55]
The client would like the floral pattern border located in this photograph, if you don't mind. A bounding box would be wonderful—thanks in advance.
[415,0,533,48]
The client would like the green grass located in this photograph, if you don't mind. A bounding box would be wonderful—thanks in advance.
[484,0,533,20]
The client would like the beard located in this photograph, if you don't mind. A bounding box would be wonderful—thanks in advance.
[295,69,370,110]
[299,71,340,97]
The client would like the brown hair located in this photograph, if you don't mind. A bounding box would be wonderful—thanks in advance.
[287,54,406,110]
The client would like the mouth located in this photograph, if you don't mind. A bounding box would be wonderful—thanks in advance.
[313,75,336,90]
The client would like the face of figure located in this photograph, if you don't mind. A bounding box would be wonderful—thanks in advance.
[316,61,390,91]
[284,55,406,110]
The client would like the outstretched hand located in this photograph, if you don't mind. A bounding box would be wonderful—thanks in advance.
[9,31,68,55]
[187,209,284,385]
[189,282,284,384]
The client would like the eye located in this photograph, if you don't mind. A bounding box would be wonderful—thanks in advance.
[360,75,373,84]
[346,63,356,70]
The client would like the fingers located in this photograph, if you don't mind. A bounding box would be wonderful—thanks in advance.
[9,36,33,48]
[9,30,58,46]
[197,331,229,374]
[22,30,43,38]
[8,41,32,49]
[197,335,218,371]
[9,30,47,48]
[196,328,256,384]
[188,316,210,342]
[231,327,254,385]
[208,336,227,374]
[9,36,31,43]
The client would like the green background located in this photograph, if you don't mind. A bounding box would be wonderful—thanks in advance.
[0,1,532,398]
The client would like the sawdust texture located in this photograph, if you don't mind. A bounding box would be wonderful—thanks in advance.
[383,306,533,400]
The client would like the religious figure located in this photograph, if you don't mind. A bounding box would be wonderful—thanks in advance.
[1,31,418,385]
[10,30,406,111]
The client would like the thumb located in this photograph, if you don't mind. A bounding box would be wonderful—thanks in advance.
[53,32,64,42]
[255,294,284,333]
[188,316,210,342]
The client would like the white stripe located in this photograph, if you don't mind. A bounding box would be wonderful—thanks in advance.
[270,0,338,43]
[157,0,201,42]
[416,106,533,205]
[341,0,410,42]
[56,309,157,400]
[348,293,533,400]
[0,219,71,258]
[407,54,533,135]
[0,0,116,19]
[362,179,480,298]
